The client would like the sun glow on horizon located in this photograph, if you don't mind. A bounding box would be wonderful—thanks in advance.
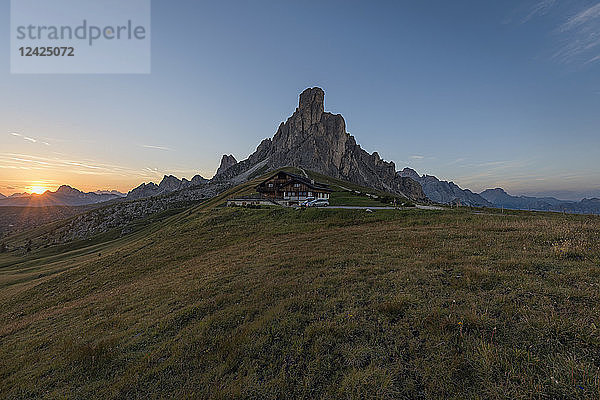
[28,185,49,195]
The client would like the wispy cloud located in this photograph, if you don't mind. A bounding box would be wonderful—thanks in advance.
[584,54,600,65]
[554,3,600,64]
[68,162,102,170]
[448,157,466,165]
[141,144,172,151]
[9,132,50,146]
[0,152,203,186]
[455,159,535,189]
[521,0,556,23]
[0,152,157,179]
[409,155,424,160]
[561,3,600,31]
[517,1,600,66]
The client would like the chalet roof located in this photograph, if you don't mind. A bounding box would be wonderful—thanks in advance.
[257,171,333,192]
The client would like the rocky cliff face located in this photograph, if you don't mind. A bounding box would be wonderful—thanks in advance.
[213,87,427,201]
[399,168,492,206]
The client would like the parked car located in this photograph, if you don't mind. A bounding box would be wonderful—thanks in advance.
[300,197,315,207]
[306,198,329,207]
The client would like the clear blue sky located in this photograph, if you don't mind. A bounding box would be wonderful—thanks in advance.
[1,0,599,200]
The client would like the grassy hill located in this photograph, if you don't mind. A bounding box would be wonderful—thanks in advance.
[1,176,600,398]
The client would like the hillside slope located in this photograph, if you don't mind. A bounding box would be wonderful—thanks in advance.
[1,181,599,398]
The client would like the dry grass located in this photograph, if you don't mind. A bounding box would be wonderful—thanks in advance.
[0,205,599,399]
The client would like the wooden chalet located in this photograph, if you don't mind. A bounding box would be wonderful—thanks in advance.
[256,171,332,205]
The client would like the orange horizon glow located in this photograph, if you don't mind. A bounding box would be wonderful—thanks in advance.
[28,185,50,195]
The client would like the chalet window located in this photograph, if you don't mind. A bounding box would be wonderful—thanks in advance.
[308,192,312,197]
[268,183,273,188]
[294,183,300,188]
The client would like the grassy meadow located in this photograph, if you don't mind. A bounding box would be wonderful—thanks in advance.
[1,195,599,398]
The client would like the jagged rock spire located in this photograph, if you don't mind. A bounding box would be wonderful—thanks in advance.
[297,87,325,127]
[215,154,238,177]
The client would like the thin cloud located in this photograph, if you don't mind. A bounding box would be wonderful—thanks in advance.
[9,132,50,146]
[409,155,425,160]
[585,55,600,65]
[68,162,102,170]
[448,158,466,165]
[522,0,556,23]
[561,3,600,31]
[517,1,600,66]
[554,2,600,64]
[0,152,165,179]
[141,144,172,151]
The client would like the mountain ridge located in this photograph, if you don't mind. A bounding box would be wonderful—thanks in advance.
[399,167,492,207]
[0,185,125,207]
[126,174,209,200]
[480,187,600,214]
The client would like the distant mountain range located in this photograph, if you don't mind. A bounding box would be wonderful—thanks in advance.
[399,168,492,207]
[126,174,209,200]
[479,188,600,214]
[399,167,599,214]
[0,186,125,207]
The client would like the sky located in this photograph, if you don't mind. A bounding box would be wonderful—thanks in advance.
[1,0,599,200]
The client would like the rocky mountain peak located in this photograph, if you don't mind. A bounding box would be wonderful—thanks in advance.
[56,185,81,195]
[215,154,238,177]
[127,173,208,200]
[159,175,183,192]
[479,188,512,204]
[211,87,427,201]
[297,87,325,126]
[400,167,421,180]
[483,188,508,195]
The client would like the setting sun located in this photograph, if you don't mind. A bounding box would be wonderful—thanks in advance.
[29,185,49,195]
